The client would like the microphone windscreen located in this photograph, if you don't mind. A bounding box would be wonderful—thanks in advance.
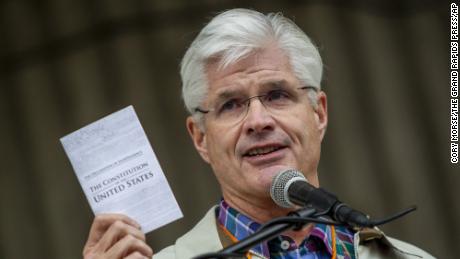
[270,169,307,208]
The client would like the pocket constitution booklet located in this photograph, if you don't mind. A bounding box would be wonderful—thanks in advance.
[60,105,183,233]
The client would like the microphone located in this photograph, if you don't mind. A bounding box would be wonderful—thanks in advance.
[270,169,371,227]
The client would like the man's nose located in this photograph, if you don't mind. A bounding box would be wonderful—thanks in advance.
[241,98,275,134]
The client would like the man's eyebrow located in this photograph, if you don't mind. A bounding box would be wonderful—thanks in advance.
[213,88,245,103]
[211,79,290,102]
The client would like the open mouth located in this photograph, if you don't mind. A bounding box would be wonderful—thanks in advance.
[244,145,285,157]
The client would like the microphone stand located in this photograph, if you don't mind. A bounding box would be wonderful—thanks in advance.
[193,204,418,259]
[193,207,316,259]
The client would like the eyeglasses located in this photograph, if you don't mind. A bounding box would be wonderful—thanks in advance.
[194,85,317,126]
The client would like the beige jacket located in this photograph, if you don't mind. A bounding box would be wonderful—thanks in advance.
[154,206,435,259]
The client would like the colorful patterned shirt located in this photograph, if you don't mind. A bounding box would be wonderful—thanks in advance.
[217,200,356,259]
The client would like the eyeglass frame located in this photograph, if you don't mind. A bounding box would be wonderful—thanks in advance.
[193,85,318,124]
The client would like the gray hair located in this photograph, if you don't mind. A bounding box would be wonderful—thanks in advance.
[180,8,323,122]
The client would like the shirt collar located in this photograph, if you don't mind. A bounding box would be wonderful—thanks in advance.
[217,199,268,257]
[217,199,355,258]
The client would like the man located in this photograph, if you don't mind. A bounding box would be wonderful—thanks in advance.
[83,9,434,259]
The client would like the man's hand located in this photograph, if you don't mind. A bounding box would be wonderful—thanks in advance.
[83,214,153,259]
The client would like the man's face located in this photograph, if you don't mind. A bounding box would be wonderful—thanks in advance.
[187,45,327,204]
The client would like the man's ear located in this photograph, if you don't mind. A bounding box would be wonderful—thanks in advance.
[314,91,328,141]
[186,116,210,163]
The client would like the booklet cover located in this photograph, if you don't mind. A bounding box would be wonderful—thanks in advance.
[60,105,182,233]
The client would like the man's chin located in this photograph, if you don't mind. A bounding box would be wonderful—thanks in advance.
[255,164,294,189]
[261,164,293,175]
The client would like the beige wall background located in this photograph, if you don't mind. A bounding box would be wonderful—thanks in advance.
[0,1,458,258]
